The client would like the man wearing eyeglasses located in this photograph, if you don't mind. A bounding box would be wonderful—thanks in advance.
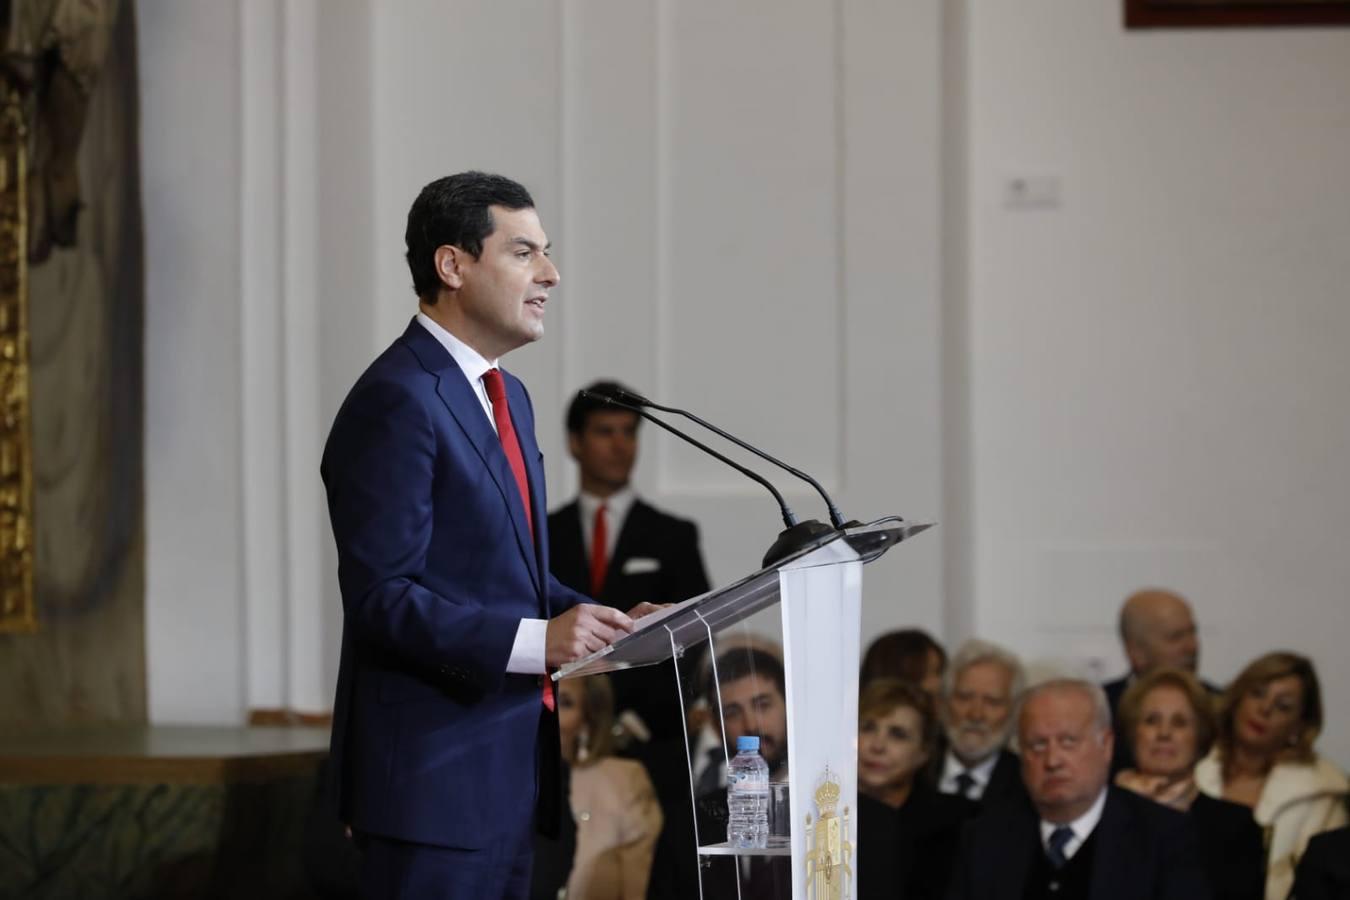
[946,679,1211,900]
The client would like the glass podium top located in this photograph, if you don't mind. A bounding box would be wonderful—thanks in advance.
[555,517,931,680]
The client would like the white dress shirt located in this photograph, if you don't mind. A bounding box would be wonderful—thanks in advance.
[1038,786,1108,863]
[416,313,547,675]
[938,748,1002,800]
[577,487,635,561]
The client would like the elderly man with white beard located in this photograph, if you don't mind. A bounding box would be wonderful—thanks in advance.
[934,639,1029,808]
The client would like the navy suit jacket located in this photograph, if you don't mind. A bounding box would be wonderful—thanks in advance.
[946,786,1212,900]
[321,319,590,849]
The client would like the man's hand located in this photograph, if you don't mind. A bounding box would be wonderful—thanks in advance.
[628,601,671,620]
[546,604,635,668]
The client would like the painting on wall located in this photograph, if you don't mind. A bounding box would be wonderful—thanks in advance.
[1126,0,1350,28]
[0,0,146,730]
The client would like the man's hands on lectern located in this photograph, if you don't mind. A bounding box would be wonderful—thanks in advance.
[546,604,635,667]
[628,601,671,620]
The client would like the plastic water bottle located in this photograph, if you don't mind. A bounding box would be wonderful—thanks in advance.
[726,735,770,848]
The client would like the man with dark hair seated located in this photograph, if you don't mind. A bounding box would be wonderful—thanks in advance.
[691,645,792,900]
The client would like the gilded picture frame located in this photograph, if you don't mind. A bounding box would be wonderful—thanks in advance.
[0,81,35,633]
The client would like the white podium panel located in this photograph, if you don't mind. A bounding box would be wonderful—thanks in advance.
[779,539,863,900]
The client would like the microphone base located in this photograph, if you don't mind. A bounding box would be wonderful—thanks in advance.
[762,520,838,569]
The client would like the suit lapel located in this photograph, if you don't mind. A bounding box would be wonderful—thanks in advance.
[1089,789,1134,900]
[401,321,542,595]
[506,374,550,607]
[605,498,650,598]
[991,806,1039,900]
[550,501,588,592]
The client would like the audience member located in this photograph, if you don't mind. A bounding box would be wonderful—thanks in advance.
[861,628,946,700]
[1195,652,1349,900]
[934,639,1028,808]
[1289,818,1350,900]
[1115,668,1263,900]
[947,678,1210,900]
[1103,588,1217,773]
[532,675,662,900]
[858,678,975,900]
[692,645,792,900]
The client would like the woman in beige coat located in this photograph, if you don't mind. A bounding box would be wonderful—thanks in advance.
[1195,652,1348,900]
[553,674,663,900]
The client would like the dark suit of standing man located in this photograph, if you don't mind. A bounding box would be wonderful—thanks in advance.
[322,173,653,900]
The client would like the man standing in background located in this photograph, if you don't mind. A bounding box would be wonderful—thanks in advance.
[549,381,711,740]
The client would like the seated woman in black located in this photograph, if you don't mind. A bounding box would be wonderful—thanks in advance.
[1115,667,1264,900]
[856,677,976,900]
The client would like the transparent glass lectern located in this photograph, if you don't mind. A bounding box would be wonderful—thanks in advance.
[556,517,931,900]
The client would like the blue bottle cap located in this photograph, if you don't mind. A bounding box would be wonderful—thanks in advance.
[736,735,760,752]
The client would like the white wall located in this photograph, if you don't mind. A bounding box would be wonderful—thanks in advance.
[140,1,247,722]
[965,1,1350,765]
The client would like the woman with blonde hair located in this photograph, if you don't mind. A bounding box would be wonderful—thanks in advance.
[533,674,662,900]
[1195,652,1349,900]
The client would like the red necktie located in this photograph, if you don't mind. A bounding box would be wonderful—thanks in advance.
[482,368,552,711]
[481,368,534,541]
[590,503,609,598]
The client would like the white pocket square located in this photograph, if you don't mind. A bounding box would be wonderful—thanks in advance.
[622,557,661,575]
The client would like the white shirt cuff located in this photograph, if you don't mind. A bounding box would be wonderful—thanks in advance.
[506,618,549,674]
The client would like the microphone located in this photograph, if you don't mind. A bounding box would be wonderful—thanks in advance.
[611,387,853,530]
[579,391,801,536]
[581,390,840,567]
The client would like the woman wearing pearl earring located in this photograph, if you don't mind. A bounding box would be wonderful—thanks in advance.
[1195,652,1349,900]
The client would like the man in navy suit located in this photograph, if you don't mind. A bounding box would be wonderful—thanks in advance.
[322,172,652,900]
[947,679,1210,900]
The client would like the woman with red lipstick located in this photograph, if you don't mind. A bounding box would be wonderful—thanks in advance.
[1195,652,1349,900]
[856,678,975,900]
[1116,668,1264,900]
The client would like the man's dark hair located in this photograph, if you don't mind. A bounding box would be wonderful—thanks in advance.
[565,380,642,435]
[704,647,786,712]
[404,171,535,303]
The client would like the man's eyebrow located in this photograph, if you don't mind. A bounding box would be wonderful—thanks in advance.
[509,237,550,251]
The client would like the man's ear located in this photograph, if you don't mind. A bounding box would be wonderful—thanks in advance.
[567,431,583,462]
[1123,639,1148,674]
[434,245,465,290]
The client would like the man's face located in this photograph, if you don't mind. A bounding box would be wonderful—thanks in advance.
[569,410,639,494]
[1126,598,1199,675]
[445,205,559,359]
[1019,688,1112,824]
[719,674,788,772]
[943,660,1015,765]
